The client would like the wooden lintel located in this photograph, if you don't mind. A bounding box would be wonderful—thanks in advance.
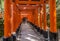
[17,1,41,4]
[15,0,49,4]
[16,5,39,10]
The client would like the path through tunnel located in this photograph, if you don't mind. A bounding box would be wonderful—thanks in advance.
[4,0,58,41]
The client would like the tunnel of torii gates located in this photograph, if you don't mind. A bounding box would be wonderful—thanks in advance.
[4,0,57,41]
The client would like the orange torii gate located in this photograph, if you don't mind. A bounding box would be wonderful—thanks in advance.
[4,0,57,41]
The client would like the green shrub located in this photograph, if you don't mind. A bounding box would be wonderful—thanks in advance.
[57,14,60,29]
[0,18,4,37]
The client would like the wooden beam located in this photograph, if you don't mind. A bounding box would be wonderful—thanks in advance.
[16,5,39,10]
[18,1,41,4]
[15,0,49,4]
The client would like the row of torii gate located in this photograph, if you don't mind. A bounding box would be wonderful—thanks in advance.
[4,0,57,41]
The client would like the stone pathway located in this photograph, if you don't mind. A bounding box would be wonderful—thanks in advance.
[16,22,44,41]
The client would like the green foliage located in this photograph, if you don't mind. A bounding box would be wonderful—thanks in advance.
[0,18,4,37]
[57,14,60,29]
[47,14,60,29]
[47,14,50,27]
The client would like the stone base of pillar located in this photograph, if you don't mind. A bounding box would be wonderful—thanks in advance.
[36,27,40,32]
[11,32,16,41]
[40,29,43,34]
[16,23,21,35]
[16,27,20,34]
[43,31,48,38]
[49,32,58,41]
[12,34,16,41]
[3,36,13,41]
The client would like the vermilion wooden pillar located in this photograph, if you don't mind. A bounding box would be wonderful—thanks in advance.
[40,7,42,29]
[50,0,57,33]
[43,1,47,31]
[49,0,58,41]
[11,3,16,33]
[11,0,15,34]
[11,2,21,41]
[38,13,40,27]
[34,8,38,26]
[32,10,35,24]
[4,0,11,38]
[15,6,21,32]
[42,0,48,38]
[40,5,43,34]
[31,10,34,24]
[11,2,17,41]
[11,2,21,34]
[11,3,14,34]
[4,0,12,41]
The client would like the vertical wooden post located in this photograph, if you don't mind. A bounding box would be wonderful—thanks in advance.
[40,7,42,29]
[11,0,16,34]
[40,5,43,34]
[34,8,38,26]
[11,1,21,41]
[11,2,17,41]
[49,0,58,41]
[32,10,35,24]
[4,0,12,41]
[42,0,48,38]
[15,5,21,32]
[11,1,21,33]
[43,1,47,31]
[31,11,34,24]
[4,0,11,38]
[11,4,13,41]
[11,0,17,34]
[50,0,57,33]
[38,13,40,27]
